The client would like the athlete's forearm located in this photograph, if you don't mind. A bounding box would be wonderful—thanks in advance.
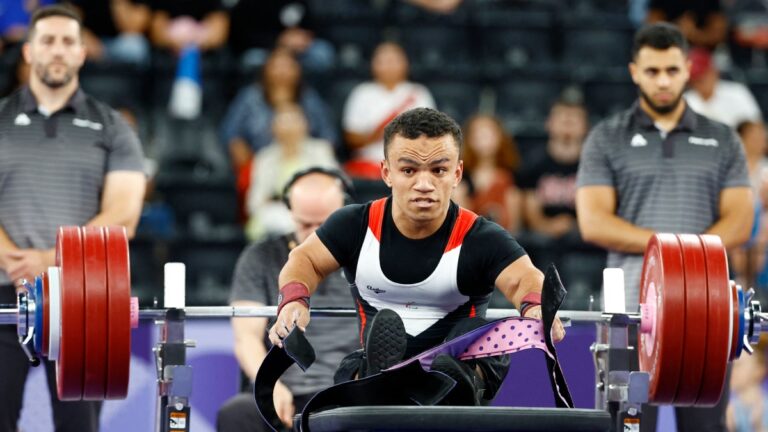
[509,267,545,310]
[277,248,324,295]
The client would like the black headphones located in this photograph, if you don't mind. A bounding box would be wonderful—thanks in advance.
[282,166,355,210]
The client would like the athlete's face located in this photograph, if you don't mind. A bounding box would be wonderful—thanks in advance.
[630,47,689,115]
[24,16,85,89]
[382,134,463,225]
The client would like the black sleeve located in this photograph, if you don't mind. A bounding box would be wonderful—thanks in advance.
[458,217,527,295]
[315,203,368,269]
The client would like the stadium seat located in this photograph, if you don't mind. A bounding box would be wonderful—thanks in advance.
[423,79,483,125]
[581,70,636,118]
[399,25,473,70]
[495,74,566,123]
[561,15,634,70]
[473,5,555,68]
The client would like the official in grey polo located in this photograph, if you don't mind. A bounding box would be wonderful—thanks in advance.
[0,5,146,432]
[575,23,753,314]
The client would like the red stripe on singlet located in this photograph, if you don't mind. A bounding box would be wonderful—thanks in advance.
[445,207,479,253]
[357,299,367,346]
[367,198,387,241]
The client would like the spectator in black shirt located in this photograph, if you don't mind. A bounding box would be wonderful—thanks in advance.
[518,97,603,309]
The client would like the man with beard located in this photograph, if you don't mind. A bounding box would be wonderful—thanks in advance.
[575,23,753,432]
[0,5,145,431]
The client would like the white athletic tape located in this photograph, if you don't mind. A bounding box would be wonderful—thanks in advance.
[164,263,186,309]
[603,268,626,314]
[48,267,62,361]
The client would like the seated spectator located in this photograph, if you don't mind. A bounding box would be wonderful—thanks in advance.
[0,0,55,52]
[342,42,435,178]
[684,48,762,128]
[217,170,357,432]
[221,49,337,215]
[727,340,768,432]
[246,104,338,240]
[66,0,151,66]
[148,0,229,54]
[517,98,603,309]
[518,100,586,241]
[453,114,521,233]
[646,0,727,50]
[228,0,335,73]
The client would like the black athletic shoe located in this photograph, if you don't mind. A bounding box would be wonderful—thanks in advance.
[430,353,482,406]
[363,309,407,376]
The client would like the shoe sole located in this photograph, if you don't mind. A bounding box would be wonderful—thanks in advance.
[365,309,407,375]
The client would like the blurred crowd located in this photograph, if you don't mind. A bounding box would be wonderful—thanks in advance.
[2,0,768,314]
[6,1,768,430]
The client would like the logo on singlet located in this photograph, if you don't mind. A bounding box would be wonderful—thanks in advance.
[366,285,386,294]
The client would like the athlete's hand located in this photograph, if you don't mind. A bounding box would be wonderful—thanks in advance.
[274,381,295,428]
[268,302,310,348]
[523,305,565,342]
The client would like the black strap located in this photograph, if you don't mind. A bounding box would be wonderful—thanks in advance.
[540,263,575,408]
[254,328,316,431]
[255,263,574,431]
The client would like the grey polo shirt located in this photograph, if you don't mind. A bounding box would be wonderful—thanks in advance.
[0,86,144,284]
[576,102,750,310]
[230,233,358,396]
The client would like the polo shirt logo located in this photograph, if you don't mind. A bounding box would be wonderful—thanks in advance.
[630,133,647,147]
[72,118,103,131]
[14,113,30,126]
[688,136,718,147]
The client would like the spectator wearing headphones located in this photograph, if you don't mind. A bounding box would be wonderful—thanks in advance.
[217,168,358,432]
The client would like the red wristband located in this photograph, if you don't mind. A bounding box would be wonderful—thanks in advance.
[277,282,310,316]
[520,292,542,316]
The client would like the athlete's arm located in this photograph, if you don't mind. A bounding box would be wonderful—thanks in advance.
[576,185,655,254]
[706,187,754,249]
[495,256,565,342]
[268,233,341,346]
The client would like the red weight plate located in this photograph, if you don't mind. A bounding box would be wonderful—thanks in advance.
[56,226,85,400]
[638,233,686,404]
[696,235,731,406]
[42,271,49,357]
[82,227,108,400]
[729,281,739,361]
[104,226,131,399]
[673,235,708,406]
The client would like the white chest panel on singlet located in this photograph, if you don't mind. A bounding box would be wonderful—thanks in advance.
[354,227,469,336]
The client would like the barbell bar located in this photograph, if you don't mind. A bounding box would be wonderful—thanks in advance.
[2,226,764,406]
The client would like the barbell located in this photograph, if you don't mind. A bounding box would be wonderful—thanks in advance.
[4,227,764,405]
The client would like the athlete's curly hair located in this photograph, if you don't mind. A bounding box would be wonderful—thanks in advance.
[383,107,462,159]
